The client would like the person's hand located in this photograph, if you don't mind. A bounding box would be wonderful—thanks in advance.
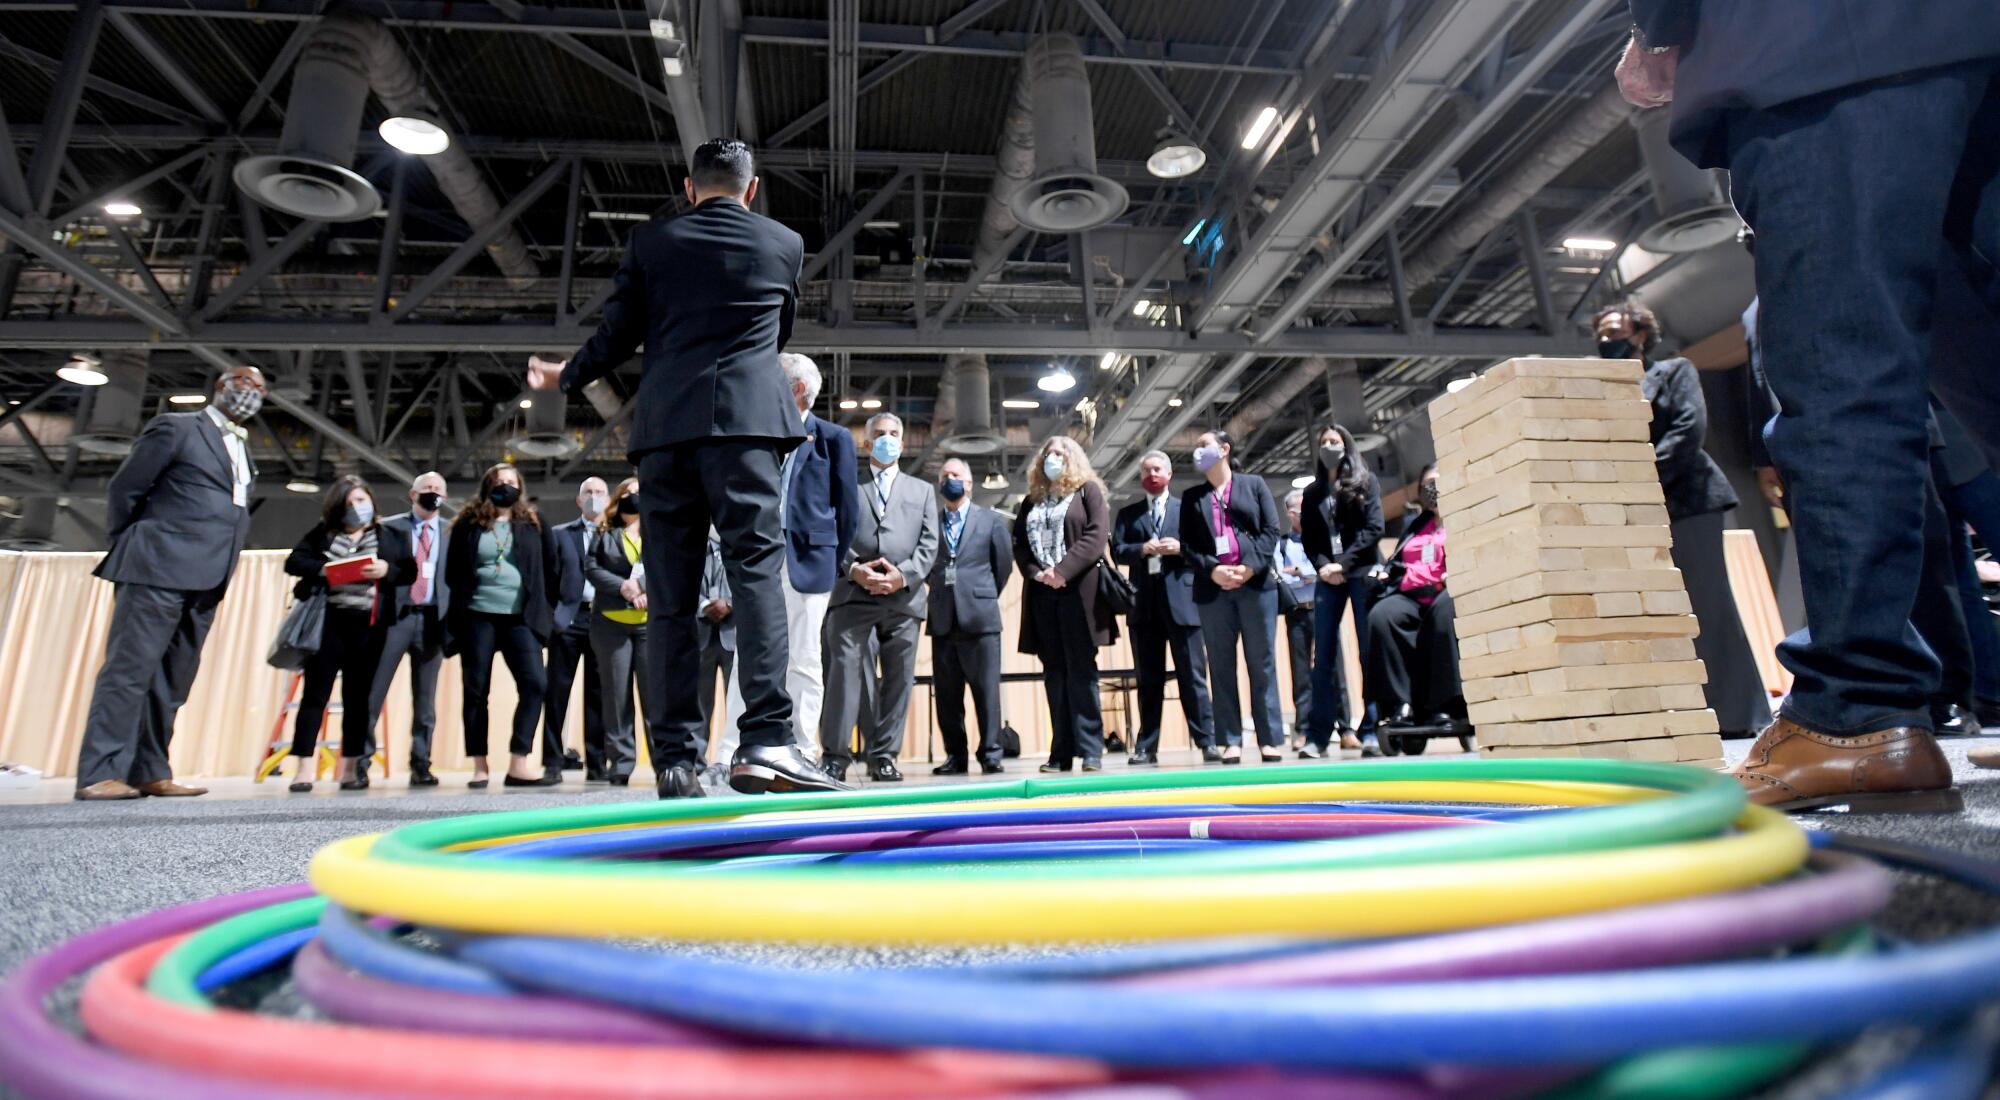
[1317,562,1345,586]
[1615,34,1677,108]
[1156,537,1180,556]
[1979,560,2000,586]
[1212,565,1241,590]
[1036,567,1066,589]
[1756,466,1784,509]
[632,592,648,612]
[849,562,876,587]
[1141,538,1163,556]
[360,559,390,581]
[619,577,643,604]
[527,355,564,391]
[703,598,732,623]
[876,569,907,594]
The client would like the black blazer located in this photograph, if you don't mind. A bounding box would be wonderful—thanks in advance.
[442,515,558,650]
[1179,473,1281,602]
[583,523,645,617]
[283,521,418,608]
[1642,356,1738,522]
[1111,496,1200,629]
[1631,0,2000,167]
[561,198,808,456]
[1013,481,1118,652]
[927,503,1014,637]
[94,411,252,594]
[548,517,596,632]
[1300,462,1384,579]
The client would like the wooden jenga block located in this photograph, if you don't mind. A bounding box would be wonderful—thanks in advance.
[1476,356,1645,386]
[1458,637,1697,681]
[1514,615,1702,645]
[1681,758,1726,771]
[1480,745,1585,758]
[1441,473,1666,531]
[1452,411,1653,467]
[1463,660,1708,705]
[1642,590,1693,615]
[1585,738,1680,762]
[1480,708,1716,748]
[1454,593,1652,638]
[1452,518,1673,554]
[1467,683,1707,725]
[1437,438,1656,487]
[1452,568,1685,617]
[1452,544,1676,595]
[1673,733,1726,761]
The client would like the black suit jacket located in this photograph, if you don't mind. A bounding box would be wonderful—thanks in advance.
[442,515,559,651]
[94,411,252,593]
[549,517,596,631]
[282,521,418,607]
[561,198,808,455]
[379,510,451,617]
[927,503,1013,637]
[1631,0,2000,166]
[1643,357,1739,522]
[1111,495,1200,629]
[1300,463,1385,578]
[583,523,644,616]
[1179,474,1280,602]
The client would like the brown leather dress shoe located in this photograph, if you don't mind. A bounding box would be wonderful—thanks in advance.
[74,779,141,801]
[1732,716,1961,814]
[136,779,208,797]
[1970,743,2000,770]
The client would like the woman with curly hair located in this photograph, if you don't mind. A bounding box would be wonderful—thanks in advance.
[1013,435,1118,772]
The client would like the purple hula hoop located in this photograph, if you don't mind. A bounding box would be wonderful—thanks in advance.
[677,815,1479,859]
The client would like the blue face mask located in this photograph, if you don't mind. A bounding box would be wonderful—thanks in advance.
[1192,444,1222,473]
[1042,454,1065,481]
[872,434,902,466]
[939,477,967,501]
[345,500,374,527]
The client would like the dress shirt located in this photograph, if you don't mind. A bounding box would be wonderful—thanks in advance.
[1208,476,1241,565]
[204,405,252,507]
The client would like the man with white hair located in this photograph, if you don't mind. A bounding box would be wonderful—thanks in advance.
[717,352,858,766]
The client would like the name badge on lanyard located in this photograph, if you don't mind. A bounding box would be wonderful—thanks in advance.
[1148,556,1162,575]
[944,563,958,586]
[1420,541,1437,565]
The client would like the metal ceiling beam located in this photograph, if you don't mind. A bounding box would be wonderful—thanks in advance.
[105,9,228,124]
[799,168,912,285]
[740,18,1300,76]
[261,385,417,486]
[0,205,186,332]
[196,215,324,322]
[0,32,202,132]
[1068,0,1199,135]
[0,0,653,36]
[25,0,104,217]
[51,141,213,227]
[0,101,29,215]
[388,156,573,321]
[234,19,313,130]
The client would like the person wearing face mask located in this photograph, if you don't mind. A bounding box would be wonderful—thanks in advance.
[1365,466,1466,737]
[1015,437,1118,772]
[925,458,1014,775]
[819,412,940,783]
[1178,430,1285,763]
[76,365,268,801]
[444,463,560,789]
[584,478,664,787]
[363,471,452,787]
[1112,451,1218,765]
[1299,423,1384,758]
[1594,301,1770,741]
[281,477,416,792]
[544,478,611,780]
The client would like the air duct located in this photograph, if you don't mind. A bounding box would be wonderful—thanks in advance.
[237,9,541,287]
[1630,107,1740,254]
[1007,34,1128,234]
[232,18,380,222]
[938,354,1003,455]
[508,393,576,459]
[0,496,59,551]
[1225,358,1332,441]
[72,349,149,456]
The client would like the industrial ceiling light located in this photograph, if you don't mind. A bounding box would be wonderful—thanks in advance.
[1037,369,1077,394]
[1291,474,1316,489]
[167,393,207,405]
[860,398,883,409]
[517,397,534,409]
[838,399,860,410]
[981,473,1009,490]
[1166,396,1184,407]
[1562,236,1617,252]
[102,201,143,219]
[1132,298,1152,317]
[379,115,450,156]
[1001,398,1040,410]
[1241,105,1280,150]
[56,354,107,387]
[1098,351,1118,371]
[286,480,321,494]
[1146,127,1206,179]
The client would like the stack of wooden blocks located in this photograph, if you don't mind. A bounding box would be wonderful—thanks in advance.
[1428,357,1724,769]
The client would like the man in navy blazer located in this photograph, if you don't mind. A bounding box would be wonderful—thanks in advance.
[718,351,859,761]
[1111,451,1217,765]
[1616,1,1998,812]
[925,458,1014,775]
[544,479,608,780]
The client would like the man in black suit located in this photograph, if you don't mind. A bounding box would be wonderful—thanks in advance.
[365,471,450,787]
[1618,1,1998,812]
[528,138,848,799]
[74,366,267,800]
[1112,450,1217,765]
[926,458,1014,775]
[545,477,608,780]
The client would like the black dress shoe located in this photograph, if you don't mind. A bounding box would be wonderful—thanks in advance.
[869,760,904,782]
[1081,760,1102,772]
[1039,761,1071,773]
[408,766,438,788]
[1933,703,1981,738]
[563,749,584,770]
[1200,747,1226,764]
[731,744,856,794]
[504,773,561,788]
[1380,704,1416,730]
[979,759,1005,775]
[1975,695,2000,728]
[820,758,851,784]
[584,767,609,783]
[1127,752,1158,766]
[931,757,969,776]
[657,764,706,800]
[339,774,370,791]
[289,780,314,793]
[608,774,630,787]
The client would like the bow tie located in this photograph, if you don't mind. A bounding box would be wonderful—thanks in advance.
[218,420,248,441]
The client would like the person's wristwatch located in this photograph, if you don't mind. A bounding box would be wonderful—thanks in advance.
[1629,25,1674,54]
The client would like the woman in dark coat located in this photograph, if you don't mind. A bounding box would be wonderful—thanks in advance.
[1597,300,1771,737]
[1180,429,1285,762]
[1014,435,1117,772]
[282,475,416,791]
[444,462,560,787]
[1299,421,1385,757]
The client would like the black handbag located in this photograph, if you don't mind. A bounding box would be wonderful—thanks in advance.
[1093,555,1136,615]
[266,592,326,670]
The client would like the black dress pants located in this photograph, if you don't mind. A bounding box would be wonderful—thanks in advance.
[934,631,1004,765]
[1028,584,1103,766]
[292,606,387,759]
[76,582,221,788]
[460,612,548,758]
[1366,590,1464,719]
[1130,617,1214,754]
[544,616,605,772]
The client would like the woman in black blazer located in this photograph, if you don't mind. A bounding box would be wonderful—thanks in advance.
[1179,429,1285,762]
[444,462,559,788]
[1299,422,1386,756]
[1014,436,1118,772]
[282,475,416,791]
[583,476,662,785]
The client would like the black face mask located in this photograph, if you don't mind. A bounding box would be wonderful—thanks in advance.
[488,484,522,508]
[616,496,641,517]
[1419,483,1440,513]
[1597,338,1638,361]
[416,491,444,513]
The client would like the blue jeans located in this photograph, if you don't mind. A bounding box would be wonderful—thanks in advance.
[1196,585,1284,749]
[1305,577,1378,746]
[1725,61,2000,734]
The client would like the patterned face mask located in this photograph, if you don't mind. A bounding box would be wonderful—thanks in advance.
[215,381,264,421]
[1420,482,1439,512]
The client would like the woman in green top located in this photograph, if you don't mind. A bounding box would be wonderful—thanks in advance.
[443,463,559,788]
[584,476,663,785]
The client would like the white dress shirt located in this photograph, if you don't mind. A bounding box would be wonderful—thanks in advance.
[204,405,252,508]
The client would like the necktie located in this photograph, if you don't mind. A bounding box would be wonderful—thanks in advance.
[875,470,892,508]
[411,522,433,605]
[945,511,963,557]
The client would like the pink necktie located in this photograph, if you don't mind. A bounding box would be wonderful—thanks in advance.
[410,524,432,604]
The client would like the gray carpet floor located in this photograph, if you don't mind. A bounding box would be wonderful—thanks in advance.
[2,740,1997,1098]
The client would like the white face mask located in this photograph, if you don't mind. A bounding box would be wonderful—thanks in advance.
[580,492,609,518]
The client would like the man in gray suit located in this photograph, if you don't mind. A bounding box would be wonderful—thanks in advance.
[364,471,451,787]
[819,413,939,782]
[926,458,1013,775]
[75,366,266,800]
[697,533,735,732]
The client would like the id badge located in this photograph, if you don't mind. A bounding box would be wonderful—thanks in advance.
[1147,556,1162,575]
[944,563,958,586]
[420,560,436,580]
[233,481,247,508]
[1420,543,1437,565]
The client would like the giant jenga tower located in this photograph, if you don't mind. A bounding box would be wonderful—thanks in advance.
[1428,357,1724,769]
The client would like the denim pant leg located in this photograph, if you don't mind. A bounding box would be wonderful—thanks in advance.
[1307,581,1352,746]
[1348,580,1379,735]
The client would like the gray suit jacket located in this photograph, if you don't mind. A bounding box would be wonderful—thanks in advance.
[94,411,251,593]
[833,466,939,619]
[927,503,1013,637]
[698,538,735,651]
[380,510,451,616]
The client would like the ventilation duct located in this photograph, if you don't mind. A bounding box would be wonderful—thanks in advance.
[0,496,59,551]
[1225,358,1332,442]
[72,350,149,456]
[1630,107,1740,254]
[1008,34,1128,234]
[233,18,380,222]
[938,354,1003,455]
[508,393,576,459]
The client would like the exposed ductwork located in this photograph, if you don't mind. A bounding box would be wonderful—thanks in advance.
[1629,106,1740,254]
[1008,34,1128,234]
[72,349,149,456]
[237,8,540,287]
[1224,357,1333,441]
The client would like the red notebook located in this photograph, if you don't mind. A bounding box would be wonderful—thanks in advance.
[323,555,377,587]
